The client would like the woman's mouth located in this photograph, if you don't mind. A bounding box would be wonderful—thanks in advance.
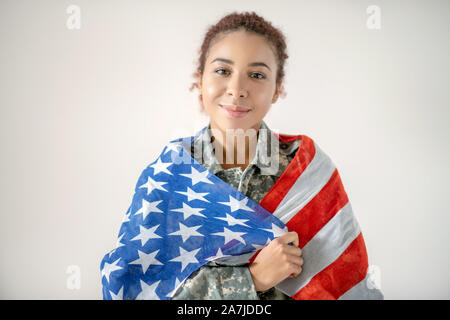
[219,104,251,119]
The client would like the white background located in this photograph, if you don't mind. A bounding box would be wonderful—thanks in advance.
[1,0,449,299]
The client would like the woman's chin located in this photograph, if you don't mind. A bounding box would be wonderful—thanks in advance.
[212,117,260,133]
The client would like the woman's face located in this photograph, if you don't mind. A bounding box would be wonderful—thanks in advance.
[198,29,281,133]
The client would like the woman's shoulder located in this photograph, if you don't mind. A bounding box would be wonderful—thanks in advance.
[274,132,308,156]
[274,132,333,166]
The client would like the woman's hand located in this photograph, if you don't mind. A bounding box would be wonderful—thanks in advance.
[248,231,304,292]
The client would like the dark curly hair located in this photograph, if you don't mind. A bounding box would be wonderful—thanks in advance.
[189,11,289,107]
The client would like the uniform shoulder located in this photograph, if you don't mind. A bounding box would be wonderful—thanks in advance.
[275,133,303,156]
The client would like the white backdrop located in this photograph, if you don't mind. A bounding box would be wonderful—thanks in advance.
[1,0,449,299]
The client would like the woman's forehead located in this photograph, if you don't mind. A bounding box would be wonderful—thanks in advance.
[206,30,277,65]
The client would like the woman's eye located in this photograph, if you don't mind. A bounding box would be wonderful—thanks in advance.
[251,72,265,79]
[215,69,265,79]
[215,68,229,75]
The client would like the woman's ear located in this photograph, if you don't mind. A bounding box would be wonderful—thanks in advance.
[198,79,203,102]
[197,69,203,91]
[272,92,279,104]
[273,80,287,103]
[272,81,282,104]
[197,75,205,112]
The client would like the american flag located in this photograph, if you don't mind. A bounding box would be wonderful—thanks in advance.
[100,128,383,300]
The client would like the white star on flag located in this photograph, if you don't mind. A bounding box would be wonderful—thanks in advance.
[135,199,163,221]
[122,208,131,223]
[164,142,182,154]
[171,202,206,220]
[212,227,247,246]
[216,213,250,227]
[101,258,122,283]
[131,224,162,246]
[150,158,173,176]
[169,247,201,272]
[262,223,289,238]
[168,222,204,242]
[129,249,163,274]
[204,247,230,262]
[166,278,182,298]
[180,167,213,186]
[109,286,123,300]
[135,280,161,300]
[139,176,168,196]
[109,233,125,258]
[175,187,210,203]
[218,195,253,213]
[116,232,125,248]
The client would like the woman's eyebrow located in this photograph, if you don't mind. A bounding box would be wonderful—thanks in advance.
[211,58,271,71]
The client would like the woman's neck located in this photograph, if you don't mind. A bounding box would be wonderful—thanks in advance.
[209,122,260,171]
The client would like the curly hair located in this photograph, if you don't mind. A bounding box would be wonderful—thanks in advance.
[189,11,289,106]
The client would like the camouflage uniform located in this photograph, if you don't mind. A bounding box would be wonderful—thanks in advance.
[171,121,301,300]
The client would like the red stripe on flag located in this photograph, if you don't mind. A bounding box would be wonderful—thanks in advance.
[274,133,302,143]
[259,135,315,214]
[250,134,310,266]
[286,169,349,248]
[292,232,369,300]
[248,249,260,264]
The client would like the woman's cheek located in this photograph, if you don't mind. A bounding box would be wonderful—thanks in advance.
[203,79,224,105]
[253,91,274,113]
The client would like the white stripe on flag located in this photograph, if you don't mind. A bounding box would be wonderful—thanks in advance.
[213,251,256,266]
[273,142,336,224]
[338,272,384,300]
[275,201,361,296]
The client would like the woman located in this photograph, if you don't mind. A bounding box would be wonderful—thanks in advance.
[100,11,383,300]
[173,12,302,300]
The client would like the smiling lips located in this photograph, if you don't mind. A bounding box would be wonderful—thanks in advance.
[220,104,251,118]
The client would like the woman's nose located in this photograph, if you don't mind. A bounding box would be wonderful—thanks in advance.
[226,76,248,98]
